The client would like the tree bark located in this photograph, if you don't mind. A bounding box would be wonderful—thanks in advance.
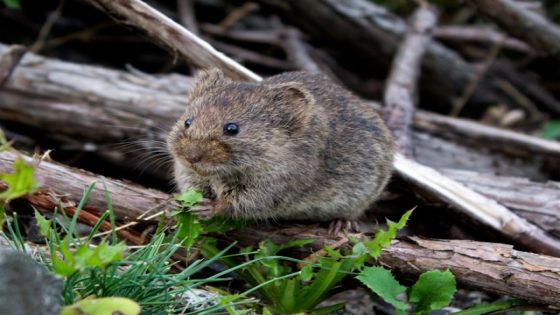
[1,44,560,254]
[2,150,560,307]
[382,4,437,157]
[467,0,560,58]
[82,0,261,81]
[227,227,560,307]
[253,0,560,114]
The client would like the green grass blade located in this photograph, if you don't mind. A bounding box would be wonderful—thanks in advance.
[102,182,118,244]
[69,181,96,241]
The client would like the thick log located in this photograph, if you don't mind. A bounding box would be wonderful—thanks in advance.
[227,227,560,307]
[253,0,560,114]
[1,44,557,172]
[1,150,560,307]
[0,151,172,223]
[1,44,559,252]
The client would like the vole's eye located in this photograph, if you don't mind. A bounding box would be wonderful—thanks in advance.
[184,118,193,128]
[224,122,239,135]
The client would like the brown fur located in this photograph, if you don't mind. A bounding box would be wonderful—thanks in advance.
[167,69,394,221]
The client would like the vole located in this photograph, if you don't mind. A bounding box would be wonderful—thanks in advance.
[167,69,394,233]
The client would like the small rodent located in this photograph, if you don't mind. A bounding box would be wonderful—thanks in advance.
[168,69,394,231]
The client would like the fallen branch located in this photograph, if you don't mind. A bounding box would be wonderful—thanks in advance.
[383,3,437,156]
[433,25,532,53]
[378,3,559,256]
[82,0,261,81]
[467,0,560,57]
[443,169,560,238]
[2,36,560,255]
[394,154,560,256]
[0,151,172,226]
[227,227,560,308]
[1,149,560,307]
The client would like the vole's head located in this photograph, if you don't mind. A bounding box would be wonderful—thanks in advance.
[168,69,315,176]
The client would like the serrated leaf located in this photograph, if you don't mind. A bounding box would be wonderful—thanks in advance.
[52,255,76,276]
[364,209,413,259]
[176,189,203,208]
[60,297,140,315]
[0,158,38,202]
[409,269,456,314]
[34,210,51,237]
[357,266,408,311]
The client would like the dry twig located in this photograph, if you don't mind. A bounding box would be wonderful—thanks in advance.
[383,3,437,156]
[468,0,560,57]
[433,26,532,53]
[82,0,261,81]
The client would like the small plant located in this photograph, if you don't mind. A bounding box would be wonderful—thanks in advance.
[358,267,456,314]
[0,130,38,224]
[30,184,253,314]
[199,210,418,314]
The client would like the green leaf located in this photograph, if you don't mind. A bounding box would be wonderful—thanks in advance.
[96,241,126,264]
[364,209,413,259]
[176,189,203,208]
[175,212,202,249]
[409,269,456,314]
[539,120,560,140]
[60,297,140,315]
[357,266,408,311]
[34,210,51,237]
[1,0,20,9]
[300,263,313,282]
[0,158,38,202]
[52,255,76,276]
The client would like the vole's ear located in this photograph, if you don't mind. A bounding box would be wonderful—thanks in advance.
[267,82,315,107]
[266,82,316,133]
[189,68,231,98]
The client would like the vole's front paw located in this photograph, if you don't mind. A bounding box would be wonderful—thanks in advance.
[328,219,360,236]
[190,198,232,220]
[190,198,218,220]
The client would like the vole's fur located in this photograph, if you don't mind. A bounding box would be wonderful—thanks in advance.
[167,69,394,222]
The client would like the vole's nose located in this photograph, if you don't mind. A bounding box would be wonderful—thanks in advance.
[184,150,202,164]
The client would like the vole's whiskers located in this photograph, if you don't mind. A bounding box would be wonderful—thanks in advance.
[110,135,174,176]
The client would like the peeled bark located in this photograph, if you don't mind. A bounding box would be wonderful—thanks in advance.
[1,150,560,307]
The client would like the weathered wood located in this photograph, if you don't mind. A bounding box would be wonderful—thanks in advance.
[468,0,560,58]
[383,4,437,157]
[413,110,560,160]
[253,0,558,113]
[394,154,560,256]
[1,44,557,172]
[1,44,559,254]
[82,0,261,81]
[0,45,26,87]
[2,150,560,307]
[443,169,560,239]
[0,151,172,223]
[227,227,560,307]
